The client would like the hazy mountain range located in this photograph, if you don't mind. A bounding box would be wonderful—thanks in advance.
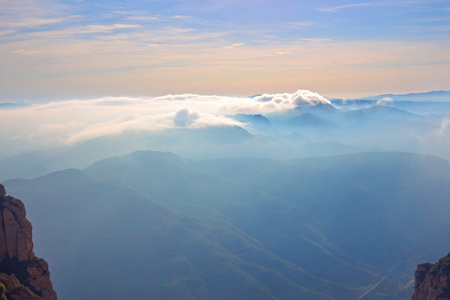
[352,91,450,102]
[1,90,449,182]
[3,150,450,300]
[1,90,449,299]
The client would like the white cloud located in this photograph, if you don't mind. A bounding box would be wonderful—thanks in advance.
[0,17,65,28]
[318,1,417,13]
[163,26,195,33]
[65,108,242,144]
[0,0,70,30]
[66,114,172,144]
[318,3,374,13]
[225,43,244,49]
[12,49,41,55]
[152,90,331,115]
[126,15,191,22]
[173,108,200,127]
[24,25,141,39]
[147,43,168,47]
[437,117,450,136]
[286,22,313,28]
[81,24,141,34]
[253,90,331,108]
[376,97,394,106]
[0,90,329,151]
[300,38,331,43]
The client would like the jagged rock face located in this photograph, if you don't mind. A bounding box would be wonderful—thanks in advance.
[0,185,5,198]
[0,184,57,300]
[412,252,450,300]
[0,273,42,300]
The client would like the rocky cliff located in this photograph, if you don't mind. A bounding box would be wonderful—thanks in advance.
[412,252,450,300]
[0,183,57,300]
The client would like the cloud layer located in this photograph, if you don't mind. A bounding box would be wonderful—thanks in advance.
[0,90,328,156]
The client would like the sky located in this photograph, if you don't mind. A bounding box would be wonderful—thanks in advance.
[0,0,449,101]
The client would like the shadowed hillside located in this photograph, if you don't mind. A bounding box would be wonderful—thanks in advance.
[4,151,450,299]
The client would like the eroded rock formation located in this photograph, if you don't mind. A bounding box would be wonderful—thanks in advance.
[412,252,450,300]
[0,183,57,300]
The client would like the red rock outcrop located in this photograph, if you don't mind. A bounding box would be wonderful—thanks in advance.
[0,273,42,299]
[0,183,57,300]
[412,252,450,300]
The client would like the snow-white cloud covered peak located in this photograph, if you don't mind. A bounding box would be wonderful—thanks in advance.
[253,90,331,108]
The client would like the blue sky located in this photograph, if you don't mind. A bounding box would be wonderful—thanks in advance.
[0,0,449,101]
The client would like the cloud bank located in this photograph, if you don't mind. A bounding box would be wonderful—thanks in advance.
[0,90,328,156]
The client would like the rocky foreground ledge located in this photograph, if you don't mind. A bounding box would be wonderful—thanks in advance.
[412,252,450,300]
[0,184,57,300]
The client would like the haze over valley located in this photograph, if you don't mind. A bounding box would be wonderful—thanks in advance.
[1,0,450,299]
[2,90,450,181]
[1,89,450,299]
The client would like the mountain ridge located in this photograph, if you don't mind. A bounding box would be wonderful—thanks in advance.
[6,150,450,299]
[350,90,450,102]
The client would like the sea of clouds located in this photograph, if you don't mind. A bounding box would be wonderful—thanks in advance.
[0,90,330,157]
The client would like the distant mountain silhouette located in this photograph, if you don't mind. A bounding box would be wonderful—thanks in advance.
[5,151,450,299]
[0,126,254,182]
[231,114,279,136]
[354,90,450,102]
[343,106,420,124]
[288,113,336,129]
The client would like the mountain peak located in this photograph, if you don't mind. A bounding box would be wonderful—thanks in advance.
[289,113,335,128]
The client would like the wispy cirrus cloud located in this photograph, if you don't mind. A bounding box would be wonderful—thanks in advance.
[318,1,418,13]
[82,24,141,33]
[410,16,450,23]
[1,35,448,102]
[12,49,41,55]
[0,17,66,28]
[126,15,191,22]
[0,0,71,29]
[0,30,14,36]
[30,23,142,37]
[225,43,244,49]
[394,25,450,32]
[286,21,314,28]
[0,0,449,104]
[318,2,375,12]
[300,38,331,43]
